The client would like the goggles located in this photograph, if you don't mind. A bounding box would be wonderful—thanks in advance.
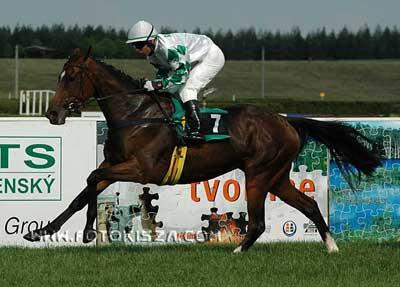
[130,41,147,49]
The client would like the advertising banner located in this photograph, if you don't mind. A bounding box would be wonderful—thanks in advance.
[0,118,97,246]
[3,117,399,246]
[96,121,328,245]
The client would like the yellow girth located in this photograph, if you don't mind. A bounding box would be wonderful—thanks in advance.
[161,146,188,185]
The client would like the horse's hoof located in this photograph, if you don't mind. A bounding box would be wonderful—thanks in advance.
[83,228,97,243]
[325,232,339,253]
[233,245,243,253]
[23,230,43,242]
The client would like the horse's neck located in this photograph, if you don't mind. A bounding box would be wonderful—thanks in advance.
[91,65,170,123]
[96,85,167,123]
[98,92,148,121]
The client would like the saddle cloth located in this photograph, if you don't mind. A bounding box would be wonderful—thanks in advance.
[171,97,230,142]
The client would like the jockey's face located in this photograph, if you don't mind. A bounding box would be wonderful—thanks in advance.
[131,39,155,56]
[136,44,152,56]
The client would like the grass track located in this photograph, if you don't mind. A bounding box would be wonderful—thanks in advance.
[1,241,399,287]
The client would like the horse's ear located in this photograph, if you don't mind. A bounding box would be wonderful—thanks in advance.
[72,48,81,56]
[84,46,92,61]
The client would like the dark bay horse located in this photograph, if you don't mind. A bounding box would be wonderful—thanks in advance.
[24,48,382,253]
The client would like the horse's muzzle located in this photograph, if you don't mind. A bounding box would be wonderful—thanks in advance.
[45,108,68,125]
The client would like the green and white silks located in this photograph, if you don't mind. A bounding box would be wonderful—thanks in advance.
[148,33,225,102]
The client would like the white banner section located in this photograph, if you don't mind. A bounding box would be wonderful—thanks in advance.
[97,143,328,245]
[0,118,97,246]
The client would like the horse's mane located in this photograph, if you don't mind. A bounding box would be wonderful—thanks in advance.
[66,51,144,89]
[93,57,143,89]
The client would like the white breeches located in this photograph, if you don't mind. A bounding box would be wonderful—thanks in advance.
[179,44,225,103]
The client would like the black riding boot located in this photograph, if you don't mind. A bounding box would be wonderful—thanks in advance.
[183,100,204,142]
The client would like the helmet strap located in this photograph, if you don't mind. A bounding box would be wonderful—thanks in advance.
[146,24,156,54]
[145,24,154,42]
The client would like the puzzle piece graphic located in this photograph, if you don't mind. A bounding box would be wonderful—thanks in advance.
[103,192,141,243]
[330,120,400,241]
[97,121,108,145]
[201,207,248,243]
[139,187,163,240]
[293,140,328,175]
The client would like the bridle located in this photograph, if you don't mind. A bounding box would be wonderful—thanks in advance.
[62,64,93,113]
[62,62,174,128]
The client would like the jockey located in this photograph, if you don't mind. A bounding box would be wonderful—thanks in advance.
[126,20,225,142]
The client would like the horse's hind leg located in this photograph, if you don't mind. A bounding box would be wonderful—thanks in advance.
[233,174,268,253]
[275,180,339,253]
[234,149,294,252]
[234,165,338,253]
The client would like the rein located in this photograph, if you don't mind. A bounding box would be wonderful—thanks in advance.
[94,87,147,102]
[69,63,175,129]
[101,90,175,129]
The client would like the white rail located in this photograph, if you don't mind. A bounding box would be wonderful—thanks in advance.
[19,90,55,116]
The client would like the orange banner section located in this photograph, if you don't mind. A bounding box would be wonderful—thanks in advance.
[191,178,316,202]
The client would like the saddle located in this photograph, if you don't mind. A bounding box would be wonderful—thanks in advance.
[169,96,230,143]
[161,97,230,184]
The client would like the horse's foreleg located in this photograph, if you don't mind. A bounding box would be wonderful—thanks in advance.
[25,159,142,242]
[82,161,113,243]
[23,179,113,242]
[82,197,97,243]
[83,180,114,243]
[23,185,93,242]
[79,160,146,243]
[85,159,144,184]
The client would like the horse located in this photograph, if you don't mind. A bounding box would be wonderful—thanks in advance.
[23,48,382,253]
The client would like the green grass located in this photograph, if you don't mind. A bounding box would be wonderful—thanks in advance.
[1,241,400,287]
[1,59,400,102]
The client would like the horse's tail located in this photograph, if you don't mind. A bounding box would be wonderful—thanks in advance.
[287,117,383,189]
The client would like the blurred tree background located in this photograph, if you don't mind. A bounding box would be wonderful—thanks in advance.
[0,24,399,60]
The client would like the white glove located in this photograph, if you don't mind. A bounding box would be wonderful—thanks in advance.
[144,80,155,92]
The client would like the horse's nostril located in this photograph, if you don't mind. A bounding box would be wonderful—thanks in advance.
[46,111,58,120]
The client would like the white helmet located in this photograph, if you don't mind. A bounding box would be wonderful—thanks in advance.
[126,20,158,44]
